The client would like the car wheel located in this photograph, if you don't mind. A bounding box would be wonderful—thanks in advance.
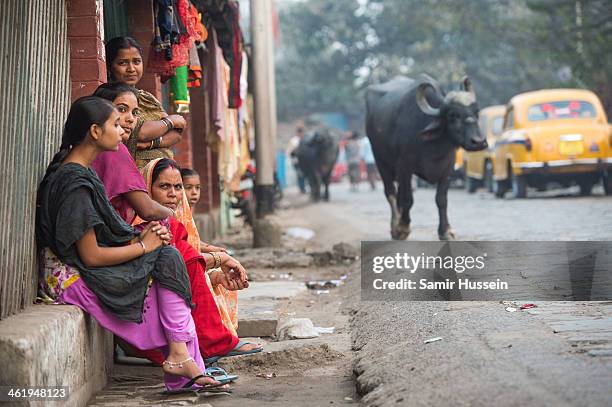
[484,161,494,193]
[578,180,593,196]
[603,174,612,196]
[466,176,479,193]
[494,179,508,198]
[511,171,527,199]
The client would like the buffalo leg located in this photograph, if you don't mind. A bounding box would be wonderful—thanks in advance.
[378,163,401,239]
[322,172,331,201]
[435,175,455,240]
[310,173,322,202]
[395,173,413,240]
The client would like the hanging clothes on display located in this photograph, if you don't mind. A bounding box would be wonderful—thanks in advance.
[195,0,244,108]
[188,46,202,88]
[187,2,207,89]
[149,0,197,79]
[205,27,226,144]
[169,65,190,113]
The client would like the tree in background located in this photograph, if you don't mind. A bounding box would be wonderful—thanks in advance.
[526,0,612,114]
[275,0,611,122]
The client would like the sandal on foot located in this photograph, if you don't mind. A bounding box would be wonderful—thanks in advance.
[225,340,263,357]
[204,355,221,365]
[204,341,262,364]
[163,374,231,394]
[205,367,238,384]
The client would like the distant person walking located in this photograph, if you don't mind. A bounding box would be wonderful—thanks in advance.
[360,136,378,190]
[344,131,362,191]
[288,125,307,193]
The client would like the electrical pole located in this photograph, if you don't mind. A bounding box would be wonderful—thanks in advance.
[250,0,278,218]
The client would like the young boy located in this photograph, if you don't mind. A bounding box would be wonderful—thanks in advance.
[181,168,201,209]
[181,168,227,254]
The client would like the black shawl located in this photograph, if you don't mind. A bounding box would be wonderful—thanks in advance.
[36,163,193,322]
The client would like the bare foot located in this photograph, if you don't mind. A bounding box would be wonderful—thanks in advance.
[162,355,228,388]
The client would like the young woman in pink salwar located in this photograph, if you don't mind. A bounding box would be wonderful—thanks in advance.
[35,96,229,393]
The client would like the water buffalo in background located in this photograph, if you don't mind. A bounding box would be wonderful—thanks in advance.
[365,74,487,240]
[295,128,339,202]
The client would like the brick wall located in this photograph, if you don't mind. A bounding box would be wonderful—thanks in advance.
[174,113,193,169]
[190,77,216,213]
[68,0,106,100]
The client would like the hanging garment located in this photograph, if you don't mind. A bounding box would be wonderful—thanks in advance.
[149,0,197,77]
[205,28,226,143]
[188,45,202,88]
[195,0,243,108]
[170,65,190,113]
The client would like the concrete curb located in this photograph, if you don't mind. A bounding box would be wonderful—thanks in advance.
[0,305,113,407]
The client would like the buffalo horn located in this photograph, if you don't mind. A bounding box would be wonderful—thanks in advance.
[416,82,440,116]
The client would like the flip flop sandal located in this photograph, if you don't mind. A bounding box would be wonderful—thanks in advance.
[224,340,264,358]
[162,374,232,395]
[204,355,221,365]
[205,367,239,384]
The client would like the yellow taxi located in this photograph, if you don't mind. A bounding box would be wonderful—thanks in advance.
[492,89,611,198]
[464,105,506,193]
[453,148,464,182]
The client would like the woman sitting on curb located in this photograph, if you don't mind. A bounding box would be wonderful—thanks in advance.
[35,96,227,392]
[140,158,263,363]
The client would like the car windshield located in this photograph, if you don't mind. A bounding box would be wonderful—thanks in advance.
[527,100,596,121]
[491,116,504,135]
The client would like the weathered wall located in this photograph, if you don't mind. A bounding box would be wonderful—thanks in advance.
[0,0,70,319]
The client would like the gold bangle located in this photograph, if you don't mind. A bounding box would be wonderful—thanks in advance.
[211,252,221,269]
[139,240,146,255]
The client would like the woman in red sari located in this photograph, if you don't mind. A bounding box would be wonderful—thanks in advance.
[140,158,263,364]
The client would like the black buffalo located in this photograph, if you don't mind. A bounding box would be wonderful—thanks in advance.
[365,75,487,240]
[295,128,339,202]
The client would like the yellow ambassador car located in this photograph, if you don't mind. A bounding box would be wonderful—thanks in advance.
[493,89,612,198]
[464,105,506,193]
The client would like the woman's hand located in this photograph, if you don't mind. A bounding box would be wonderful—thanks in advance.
[200,241,227,253]
[136,141,152,150]
[167,114,186,130]
[139,221,167,253]
[210,253,249,290]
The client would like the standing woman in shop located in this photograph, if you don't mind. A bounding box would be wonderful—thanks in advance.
[105,36,185,169]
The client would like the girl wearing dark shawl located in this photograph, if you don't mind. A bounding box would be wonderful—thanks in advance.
[35,96,228,392]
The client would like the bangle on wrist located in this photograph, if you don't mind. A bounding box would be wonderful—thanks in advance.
[152,137,161,149]
[138,240,146,255]
[161,117,174,132]
[149,140,154,150]
[211,252,221,269]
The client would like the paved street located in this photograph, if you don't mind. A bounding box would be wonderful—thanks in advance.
[283,180,612,407]
[286,181,612,243]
